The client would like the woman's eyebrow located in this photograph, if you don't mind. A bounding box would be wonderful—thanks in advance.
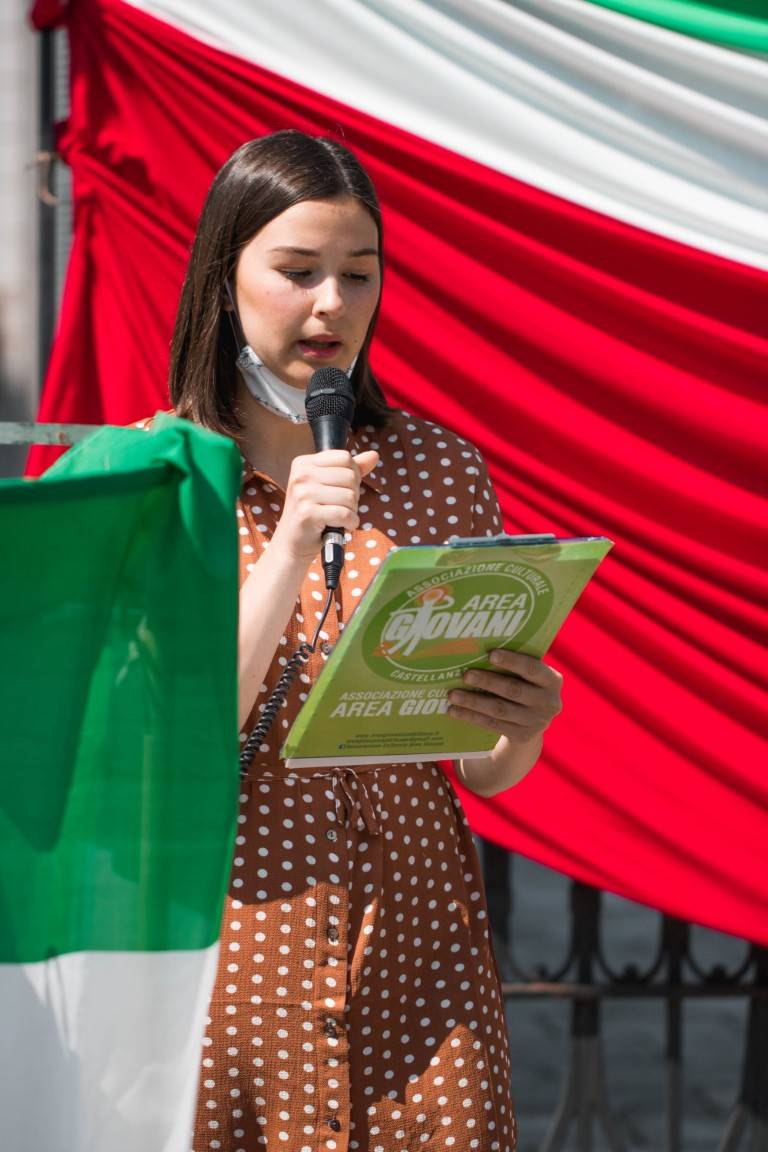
[268,245,378,257]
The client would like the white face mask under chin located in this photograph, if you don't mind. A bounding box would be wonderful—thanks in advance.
[236,345,357,425]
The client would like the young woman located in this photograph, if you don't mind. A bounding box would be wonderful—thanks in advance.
[161,130,562,1152]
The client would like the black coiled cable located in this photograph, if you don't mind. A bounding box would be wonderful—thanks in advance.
[239,589,335,776]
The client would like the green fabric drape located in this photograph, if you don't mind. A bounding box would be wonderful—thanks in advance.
[0,415,241,961]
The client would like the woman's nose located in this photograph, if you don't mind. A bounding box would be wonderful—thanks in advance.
[313,276,345,317]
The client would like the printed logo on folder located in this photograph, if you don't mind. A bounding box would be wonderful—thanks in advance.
[365,563,554,680]
[282,535,613,768]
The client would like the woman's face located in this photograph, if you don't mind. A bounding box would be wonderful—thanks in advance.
[233,196,381,389]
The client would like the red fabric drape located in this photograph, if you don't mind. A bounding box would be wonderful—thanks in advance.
[30,0,768,942]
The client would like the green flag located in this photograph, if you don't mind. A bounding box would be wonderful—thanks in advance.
[0,415,241,1151]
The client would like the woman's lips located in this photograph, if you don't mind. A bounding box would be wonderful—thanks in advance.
[298,339,342,359]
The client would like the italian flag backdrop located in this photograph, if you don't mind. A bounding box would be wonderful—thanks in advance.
[14,0,768,1145]
[28,1,768,943]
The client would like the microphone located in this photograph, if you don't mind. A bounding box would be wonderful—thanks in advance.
[305,367,357,590]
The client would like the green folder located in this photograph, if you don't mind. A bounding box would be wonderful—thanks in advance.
[283,534,613,767]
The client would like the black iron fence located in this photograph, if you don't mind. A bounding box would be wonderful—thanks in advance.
[481,840,767,1152]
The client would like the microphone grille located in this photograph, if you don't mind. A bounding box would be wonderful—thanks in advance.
[305,367,356,425]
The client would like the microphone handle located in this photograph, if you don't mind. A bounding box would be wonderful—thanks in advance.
[311,413,351,453]
[310,414,352,591]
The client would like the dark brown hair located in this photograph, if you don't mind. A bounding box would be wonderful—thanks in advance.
[169,131,392,435]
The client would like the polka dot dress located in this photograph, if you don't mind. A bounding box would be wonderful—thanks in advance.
[142,410,517,1151]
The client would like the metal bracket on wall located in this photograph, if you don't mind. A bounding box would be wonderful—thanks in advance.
[35,150,59,206]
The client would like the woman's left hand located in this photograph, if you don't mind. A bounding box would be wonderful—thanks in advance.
[447,649,563,745]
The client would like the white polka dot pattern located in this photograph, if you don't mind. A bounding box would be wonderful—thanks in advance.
[197,764,516,1151]
[139,410,514,1150]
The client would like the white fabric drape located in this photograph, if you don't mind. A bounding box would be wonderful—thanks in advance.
[126,0,768,268]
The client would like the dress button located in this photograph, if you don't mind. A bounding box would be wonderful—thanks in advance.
[327,1118,342,1132]
[323,1020,338,1038]
[327,926,339,943]
[326,828,338,841]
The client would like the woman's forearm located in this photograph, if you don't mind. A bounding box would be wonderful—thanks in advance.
[457,733,543,797]
[237,542,311,729]
[236,449,380,729]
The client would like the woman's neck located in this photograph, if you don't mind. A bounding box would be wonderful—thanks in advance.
[235,382,315,490]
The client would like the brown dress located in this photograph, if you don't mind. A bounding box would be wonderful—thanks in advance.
[185,409,517,1152]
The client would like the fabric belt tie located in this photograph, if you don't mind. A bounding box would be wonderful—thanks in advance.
[242,766,381,837]
[324,767,381,837]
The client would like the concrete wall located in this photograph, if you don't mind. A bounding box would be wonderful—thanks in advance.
[0,1,38,423]
[0,5,70,476]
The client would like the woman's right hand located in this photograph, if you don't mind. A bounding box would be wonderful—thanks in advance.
[271,449,379,565]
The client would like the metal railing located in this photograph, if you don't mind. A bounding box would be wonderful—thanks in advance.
[481,841,768,1152]
[0,422,100,447]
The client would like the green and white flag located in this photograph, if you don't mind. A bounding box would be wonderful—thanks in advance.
[0,416,241,1151]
